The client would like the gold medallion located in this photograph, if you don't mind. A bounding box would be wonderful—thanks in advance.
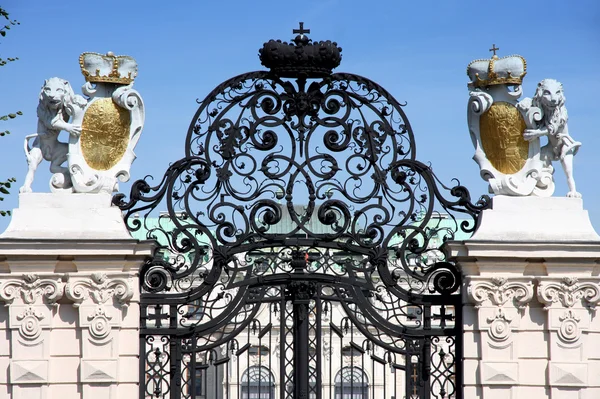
[479,101,528,174]
[80,98,130,170]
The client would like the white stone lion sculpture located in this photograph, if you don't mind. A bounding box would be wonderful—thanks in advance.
[20,77,87,193]
[521,79,581,198]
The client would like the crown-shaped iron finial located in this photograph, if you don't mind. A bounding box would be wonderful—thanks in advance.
[259,23,342,78]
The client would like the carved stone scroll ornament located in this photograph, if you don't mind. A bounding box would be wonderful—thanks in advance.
[537,277,600,310]
[0,274,63,306]
[65,272,134,308]
[19,51,145,194]
[467,277,534,310]
[466,49,554,196]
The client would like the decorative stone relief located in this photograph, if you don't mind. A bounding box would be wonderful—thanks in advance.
[16,306,45,341]
[19,51,145,194]
[517,79,581,197]
[87,306,113,340]
[466,49,553,196]
[10,360,49,384]
[537,277,600,310]
[65,273,134,345]
[65,272,134,307]
[549,362,587,386]
[467,277,534,310]
[486,308,513,343]
[557,310,581,343]
[480,361,519,384]
[0,274,63,306]
[466,47,581,197]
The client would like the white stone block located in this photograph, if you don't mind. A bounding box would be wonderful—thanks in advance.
[583,387,600,398]
[117,383,138,398]
[463,331,480,359]
[0,330,9,357]
[84,334,116,359]
[516,385,550,397]
[482,386,515,399]
[118,329,139,356]
[52,304,77,329]
[118,356,139,383]
[121,304,140,329]
[549,337,585,362]
[521,307,546,331]
[549,361,588,386]
[49,383,81,399]
[48,357,80,383]
[480,361,519,384]
[587,334,600,359]
[517,359,548,385]
[10,359,49,383]
[14,385,46,399]
[82,384,115,399]
[12,337,46,361]
[81,359,118,382]
[551,387,584,399]
[518,331,548,359]
[471,197,600,242]
[0,357,9,383]
[50,329,80,357]
[1,193,133,240]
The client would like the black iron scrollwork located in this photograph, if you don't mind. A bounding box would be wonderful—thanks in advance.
[117,24,489,399]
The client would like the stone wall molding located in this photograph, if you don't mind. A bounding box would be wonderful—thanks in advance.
[467,276,534,310]
[537,277,600,310]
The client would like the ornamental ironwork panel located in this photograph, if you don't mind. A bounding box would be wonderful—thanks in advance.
[115,24,489,399]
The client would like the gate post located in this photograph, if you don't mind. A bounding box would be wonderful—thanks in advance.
[0,193,152,398]
[448,196,600,399]
[289,251,314,399]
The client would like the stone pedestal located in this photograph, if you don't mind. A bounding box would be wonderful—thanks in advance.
[0,193,152,398]
[448,196,600,399]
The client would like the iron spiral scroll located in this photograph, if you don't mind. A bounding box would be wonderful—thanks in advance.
[115,24,489,399]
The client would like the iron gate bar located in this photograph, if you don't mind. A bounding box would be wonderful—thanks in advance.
[115,23,490,399]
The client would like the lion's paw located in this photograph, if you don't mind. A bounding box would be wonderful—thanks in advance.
[19,186,32,194]
[566,191,582,199]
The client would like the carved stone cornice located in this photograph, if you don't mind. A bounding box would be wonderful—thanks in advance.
[467,277,534,309]
[65,272,134,308]
[537,277,600,310]
[0,273,63,306]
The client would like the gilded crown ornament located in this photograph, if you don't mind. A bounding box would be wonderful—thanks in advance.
[79,51,138,85]
[466,46,581,197]
[259,22,342,78]
[19,51,145,194]
[467,49,527,89]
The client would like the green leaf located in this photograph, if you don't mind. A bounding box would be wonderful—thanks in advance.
[0,187,9,195]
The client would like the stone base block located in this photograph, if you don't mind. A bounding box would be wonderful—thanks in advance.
[0,193,132,240]
[471,196,600,242]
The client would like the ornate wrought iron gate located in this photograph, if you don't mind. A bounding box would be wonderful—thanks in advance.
[115,24,488,399]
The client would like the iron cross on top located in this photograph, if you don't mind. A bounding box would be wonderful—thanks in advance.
[293,22,310,36]
[489,44,500,56]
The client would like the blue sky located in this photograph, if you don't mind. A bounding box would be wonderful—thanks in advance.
[1,0,599,232]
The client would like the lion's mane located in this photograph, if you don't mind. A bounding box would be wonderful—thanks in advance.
[36,77,87,132]
[532,78,568,136]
